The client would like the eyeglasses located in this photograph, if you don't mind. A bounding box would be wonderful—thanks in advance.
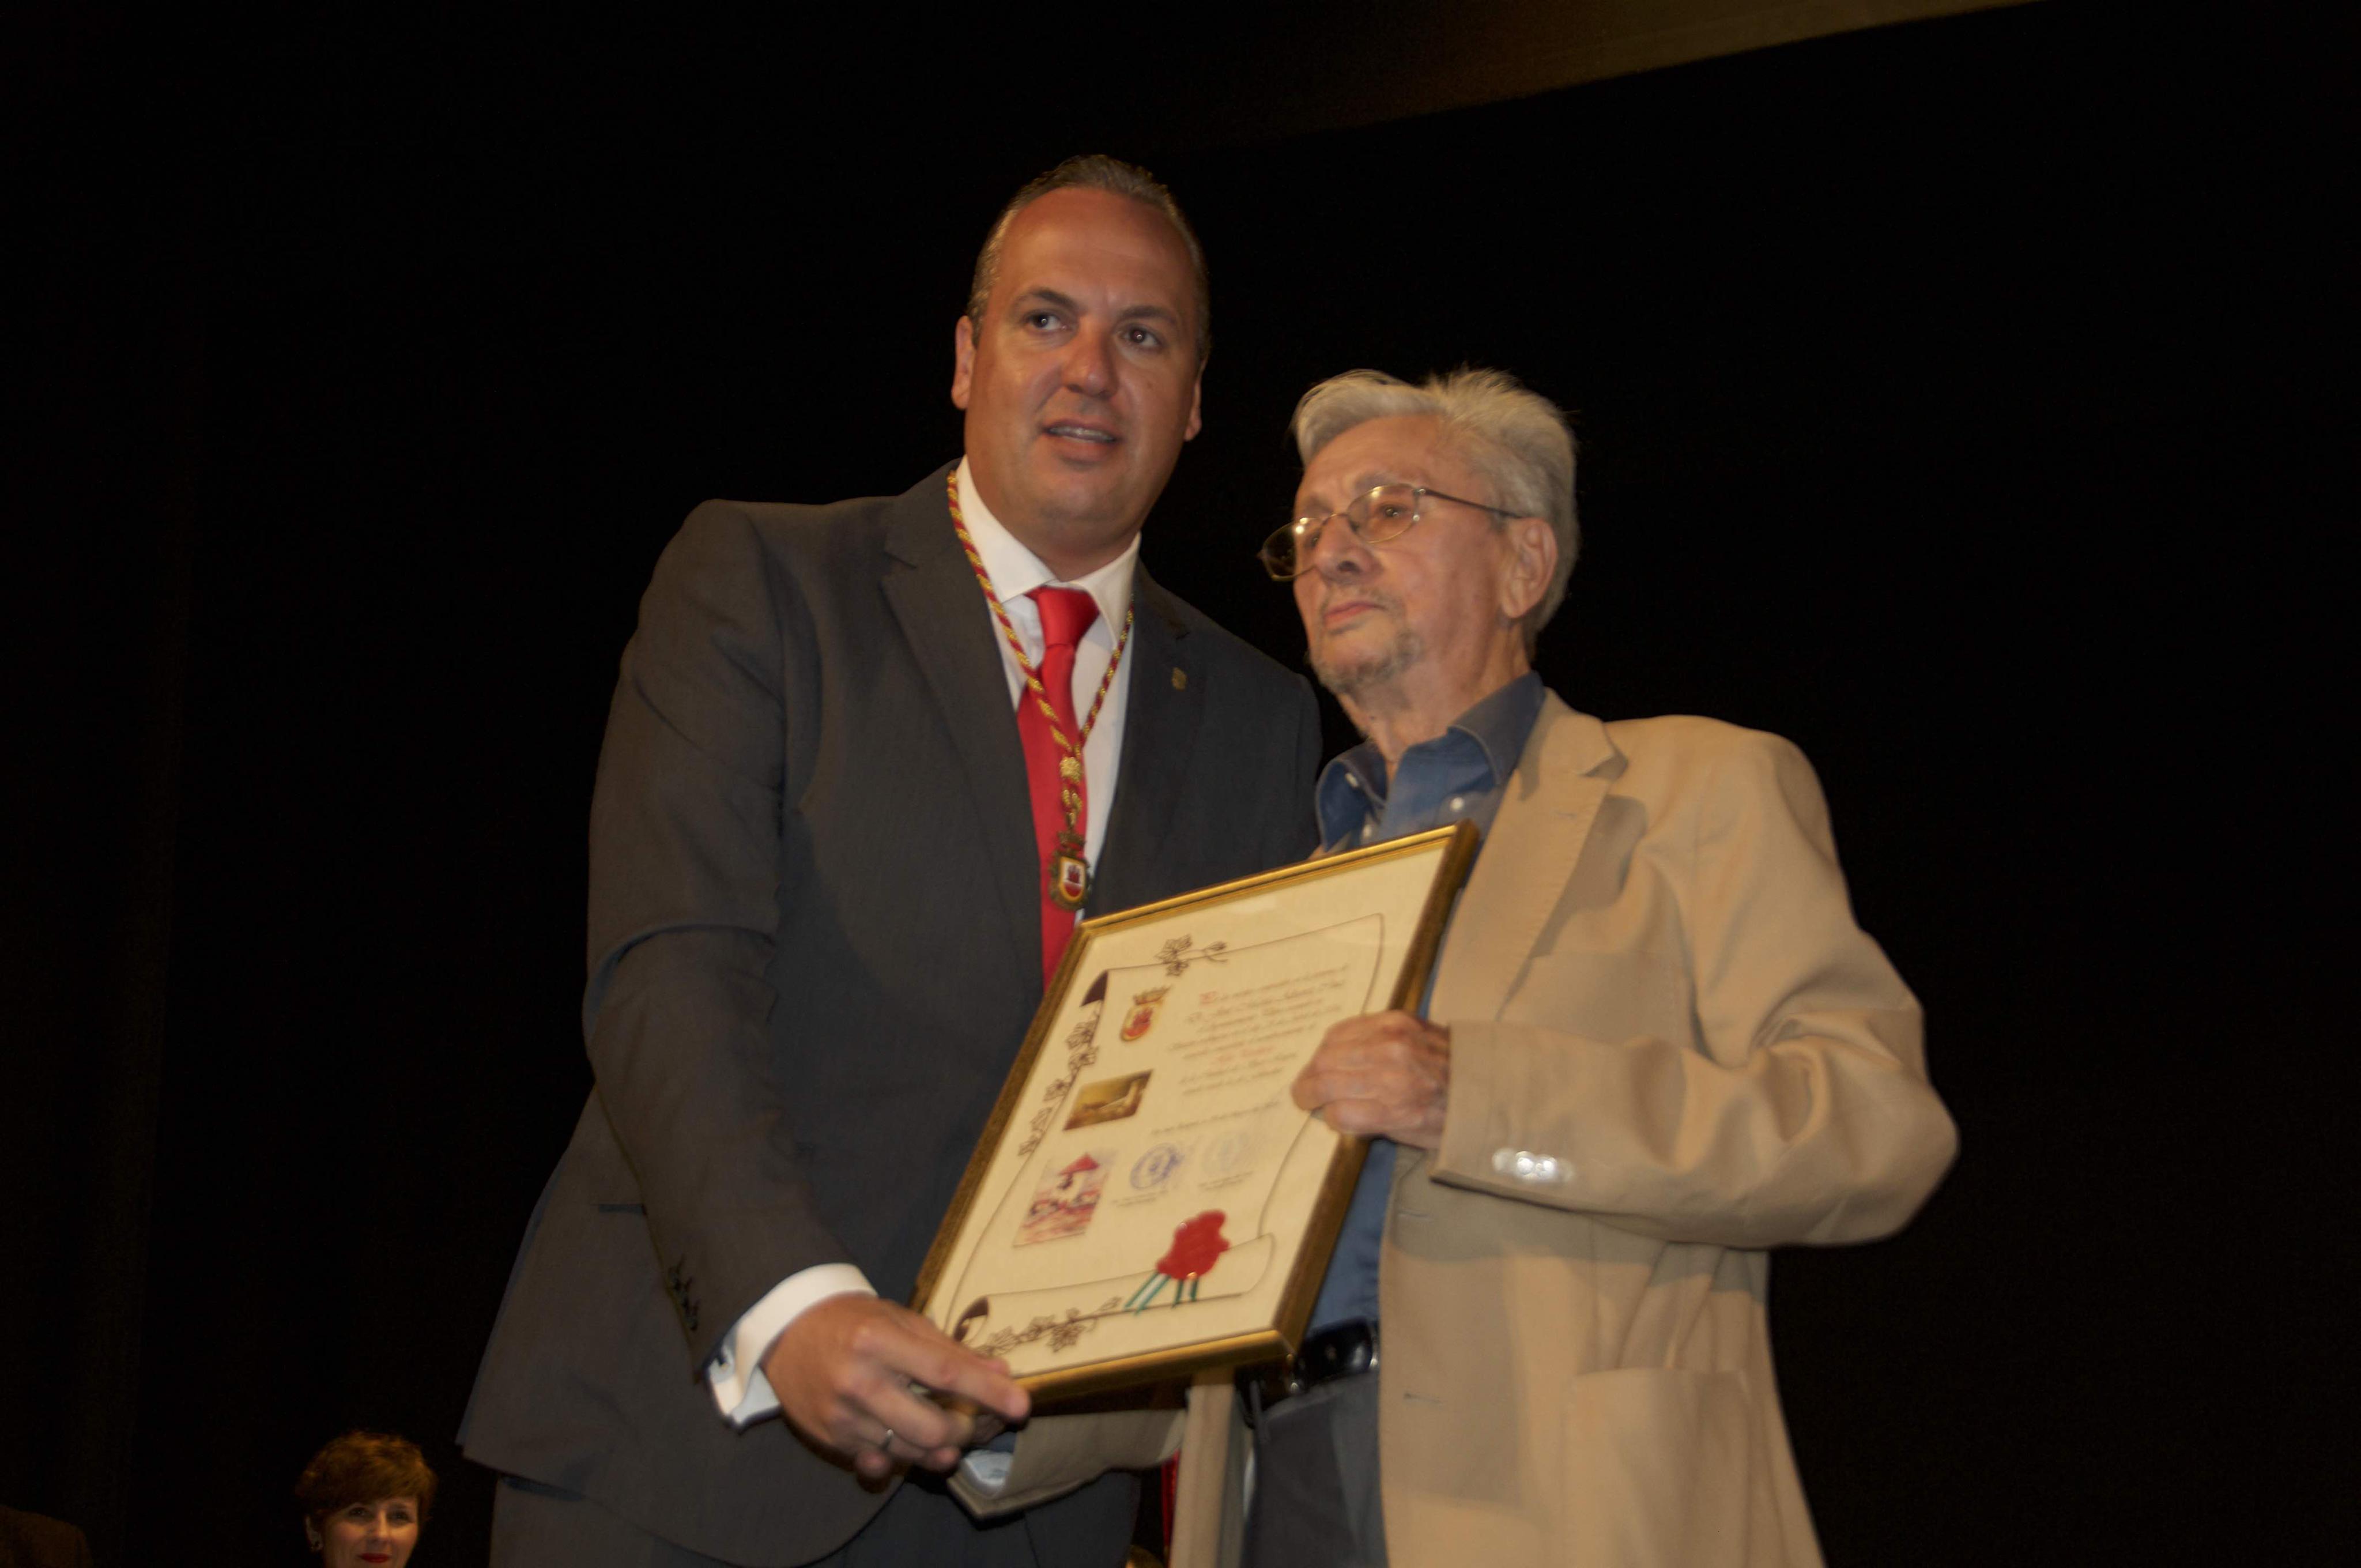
[1257,483,1518,581]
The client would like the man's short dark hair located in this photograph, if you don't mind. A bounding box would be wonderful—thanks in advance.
[966,154,1210,364]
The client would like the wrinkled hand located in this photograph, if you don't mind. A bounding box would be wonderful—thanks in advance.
[1292,1011,1452,1148]
[761,1295,1030,1483]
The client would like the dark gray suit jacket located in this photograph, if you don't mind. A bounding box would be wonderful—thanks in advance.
[462,465,1319,1565]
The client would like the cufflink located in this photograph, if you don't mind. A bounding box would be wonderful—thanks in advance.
[1492,1148,1571,1185]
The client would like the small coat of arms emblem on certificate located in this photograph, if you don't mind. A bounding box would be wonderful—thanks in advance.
[1120,986,1170,1041]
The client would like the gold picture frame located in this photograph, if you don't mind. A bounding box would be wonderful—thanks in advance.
[910,822,1478,1401]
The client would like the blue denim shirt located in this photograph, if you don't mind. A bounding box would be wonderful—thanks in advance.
[1306,673,1545,1332]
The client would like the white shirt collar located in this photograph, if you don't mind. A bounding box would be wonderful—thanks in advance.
[956,457,1138,638]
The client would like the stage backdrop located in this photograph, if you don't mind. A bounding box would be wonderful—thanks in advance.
[3,2,2339,1563]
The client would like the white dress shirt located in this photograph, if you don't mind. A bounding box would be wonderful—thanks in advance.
[706,458,1138,1425]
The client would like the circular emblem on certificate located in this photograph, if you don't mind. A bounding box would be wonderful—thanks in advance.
[1205,1129,1255,1177]
[1130,1143,1186,1190]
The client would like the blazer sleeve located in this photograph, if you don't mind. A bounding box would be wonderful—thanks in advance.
[1431,729,1958,1249]
[582,501,851,1362]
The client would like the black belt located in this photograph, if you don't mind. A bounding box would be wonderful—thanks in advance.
[1239,1319,1378,1422]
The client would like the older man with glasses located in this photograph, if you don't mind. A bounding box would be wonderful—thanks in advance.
[1206,368,1958,1568]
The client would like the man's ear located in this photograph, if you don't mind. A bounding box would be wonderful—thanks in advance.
[1183,370,1204,442]
[1499,514,1557,623]
[951,314,976,410]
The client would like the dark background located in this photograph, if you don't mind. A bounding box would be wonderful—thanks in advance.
[4,2,2345,1563]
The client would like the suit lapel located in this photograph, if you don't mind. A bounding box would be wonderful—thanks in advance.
[879,468,1042,980]
[1428,696,1615,1023]
[1091,570,1200,915]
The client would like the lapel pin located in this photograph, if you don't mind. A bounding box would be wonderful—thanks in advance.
[1171,668,1187,691]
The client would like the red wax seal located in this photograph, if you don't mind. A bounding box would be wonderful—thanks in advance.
[1157,1211,1230,1281]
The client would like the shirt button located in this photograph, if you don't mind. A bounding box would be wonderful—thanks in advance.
[1493,1148,1571,1184]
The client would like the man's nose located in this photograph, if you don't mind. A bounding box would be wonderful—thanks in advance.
[1060,330,1115,397]
[1304,513,1372,578]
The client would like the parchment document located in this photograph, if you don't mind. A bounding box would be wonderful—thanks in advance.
[917,832,1468,1384]
[934,917,1386,1374]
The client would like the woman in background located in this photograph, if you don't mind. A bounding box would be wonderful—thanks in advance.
[295,1431,435,1568]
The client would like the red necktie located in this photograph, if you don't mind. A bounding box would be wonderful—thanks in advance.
[1019,587,1099,985]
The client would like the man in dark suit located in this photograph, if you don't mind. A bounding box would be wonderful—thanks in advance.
[461,156,1319,1567]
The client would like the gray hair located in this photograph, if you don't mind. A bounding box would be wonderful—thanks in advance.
[1292,368,1579,642]
[967,154,1210,364]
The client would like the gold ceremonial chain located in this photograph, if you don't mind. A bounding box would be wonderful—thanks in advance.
[946,468,1134,909]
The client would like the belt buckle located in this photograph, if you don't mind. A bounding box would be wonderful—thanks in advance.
[1236,1320,1381,1426]
[1296,1320,1379,1391]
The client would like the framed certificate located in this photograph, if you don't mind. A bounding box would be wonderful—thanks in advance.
[910,822,1478,1401]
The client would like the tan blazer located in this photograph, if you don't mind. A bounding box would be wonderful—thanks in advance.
[1357,695,1958,1567]
[974,695,1958,1567]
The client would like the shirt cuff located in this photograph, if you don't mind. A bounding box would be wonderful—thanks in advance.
[706,1263,875,1427]
[959,1430,1022,1495]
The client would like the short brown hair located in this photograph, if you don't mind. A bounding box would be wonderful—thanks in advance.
[966,154,1210,363]
[295,1431,437,1526]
